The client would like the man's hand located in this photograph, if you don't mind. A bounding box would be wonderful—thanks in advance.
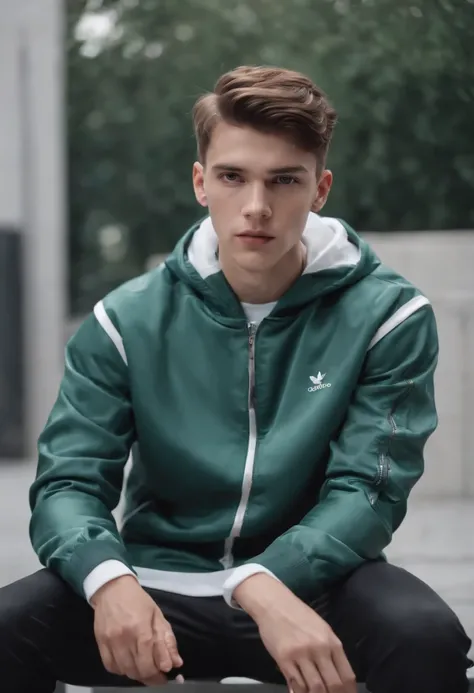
[91,575,184,686]
[234,574,356,693]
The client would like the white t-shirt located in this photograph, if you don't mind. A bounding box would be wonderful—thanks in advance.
[241,301,277,325]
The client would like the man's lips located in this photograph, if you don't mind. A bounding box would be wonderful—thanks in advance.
[236,231,275,244]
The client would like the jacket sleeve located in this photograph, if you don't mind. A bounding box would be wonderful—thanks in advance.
[247,303,439,602]
[29,306,136,597]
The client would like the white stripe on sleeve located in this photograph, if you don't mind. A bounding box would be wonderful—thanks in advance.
[93,300,128,365]
[368,295,430,351]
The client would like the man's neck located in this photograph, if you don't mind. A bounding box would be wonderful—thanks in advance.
[219,242,306,304]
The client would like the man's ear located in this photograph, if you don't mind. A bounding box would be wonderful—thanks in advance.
[311,169,333,213]
[193,162,208,207]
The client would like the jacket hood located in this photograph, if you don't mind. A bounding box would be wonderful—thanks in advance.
[165,212,381,319]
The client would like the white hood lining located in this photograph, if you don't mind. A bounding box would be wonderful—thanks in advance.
[187,212,360,280]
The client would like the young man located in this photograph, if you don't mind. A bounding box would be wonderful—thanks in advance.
[0,66,472,693]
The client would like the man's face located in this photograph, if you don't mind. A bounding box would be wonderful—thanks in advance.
[193,122,332,273]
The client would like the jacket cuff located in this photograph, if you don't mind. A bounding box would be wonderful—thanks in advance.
[222,563,281,610]
[63,538,135,597]
[249,541,314,601]
[83,559,137,604]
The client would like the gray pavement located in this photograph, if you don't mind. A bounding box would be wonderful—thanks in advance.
[1,459,473,693]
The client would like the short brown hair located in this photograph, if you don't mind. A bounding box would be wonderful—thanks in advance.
[192,65,337,175]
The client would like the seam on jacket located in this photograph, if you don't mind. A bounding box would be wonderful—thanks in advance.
[63,530,89,563]
[370,380,414,505]
[367,274,414,289]
[93,300,128,365]
[367,296,430,351]
[120,499,152,531]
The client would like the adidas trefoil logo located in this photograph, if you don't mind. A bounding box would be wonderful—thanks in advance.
[308,371,332,392]
[310,372,325,386]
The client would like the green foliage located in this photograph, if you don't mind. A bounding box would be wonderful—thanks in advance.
[68,0,474,314]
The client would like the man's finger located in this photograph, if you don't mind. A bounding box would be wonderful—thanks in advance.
[164,627,183,668]
[153,631,173,672]
[298,658,327,693]
[142,672,169,686]
[133,638,161,682]
[283,663,307,693]
[97,643,117,675]
[113,644,140,682]
[313,651,341,692]
[331,645,357,692]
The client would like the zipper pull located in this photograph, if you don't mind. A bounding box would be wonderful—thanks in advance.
[248,322,257,343]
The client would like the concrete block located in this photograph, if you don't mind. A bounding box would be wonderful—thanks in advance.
[411,297,465,497]
[464,312,474,495]
[365,232,474,297]
[387,500,474,562]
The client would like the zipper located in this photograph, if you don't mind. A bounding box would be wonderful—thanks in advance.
[220,322,258,569]
[369,380,413,505]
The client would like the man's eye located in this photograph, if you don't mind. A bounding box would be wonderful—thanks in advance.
[220,173,241,183]
[275,175,298,185]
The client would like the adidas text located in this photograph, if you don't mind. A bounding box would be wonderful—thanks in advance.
[308,382,332,392]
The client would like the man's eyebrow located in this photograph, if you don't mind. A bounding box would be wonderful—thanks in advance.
[211,164,246,173]
[268,165,310,175]
[211,164,310,174]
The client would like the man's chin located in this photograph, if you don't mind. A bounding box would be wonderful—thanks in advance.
[234,252,278,273]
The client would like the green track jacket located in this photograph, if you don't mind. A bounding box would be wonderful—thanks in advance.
[29,213,438,603]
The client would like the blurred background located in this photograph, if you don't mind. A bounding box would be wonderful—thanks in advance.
[0,0,473,687]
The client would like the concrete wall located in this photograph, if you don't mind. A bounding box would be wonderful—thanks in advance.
[364,231,474,498]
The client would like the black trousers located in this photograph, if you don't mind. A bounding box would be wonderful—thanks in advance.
[0,561,472,693]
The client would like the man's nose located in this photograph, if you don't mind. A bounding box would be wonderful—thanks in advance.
[242,183,272,220]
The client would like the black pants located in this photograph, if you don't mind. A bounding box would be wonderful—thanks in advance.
[0,561,472,693]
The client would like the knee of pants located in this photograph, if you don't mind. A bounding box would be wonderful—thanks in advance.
[0,570,69,641]
[381,601,471,660]
[0,587,35,633]
[0,594,32,654]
